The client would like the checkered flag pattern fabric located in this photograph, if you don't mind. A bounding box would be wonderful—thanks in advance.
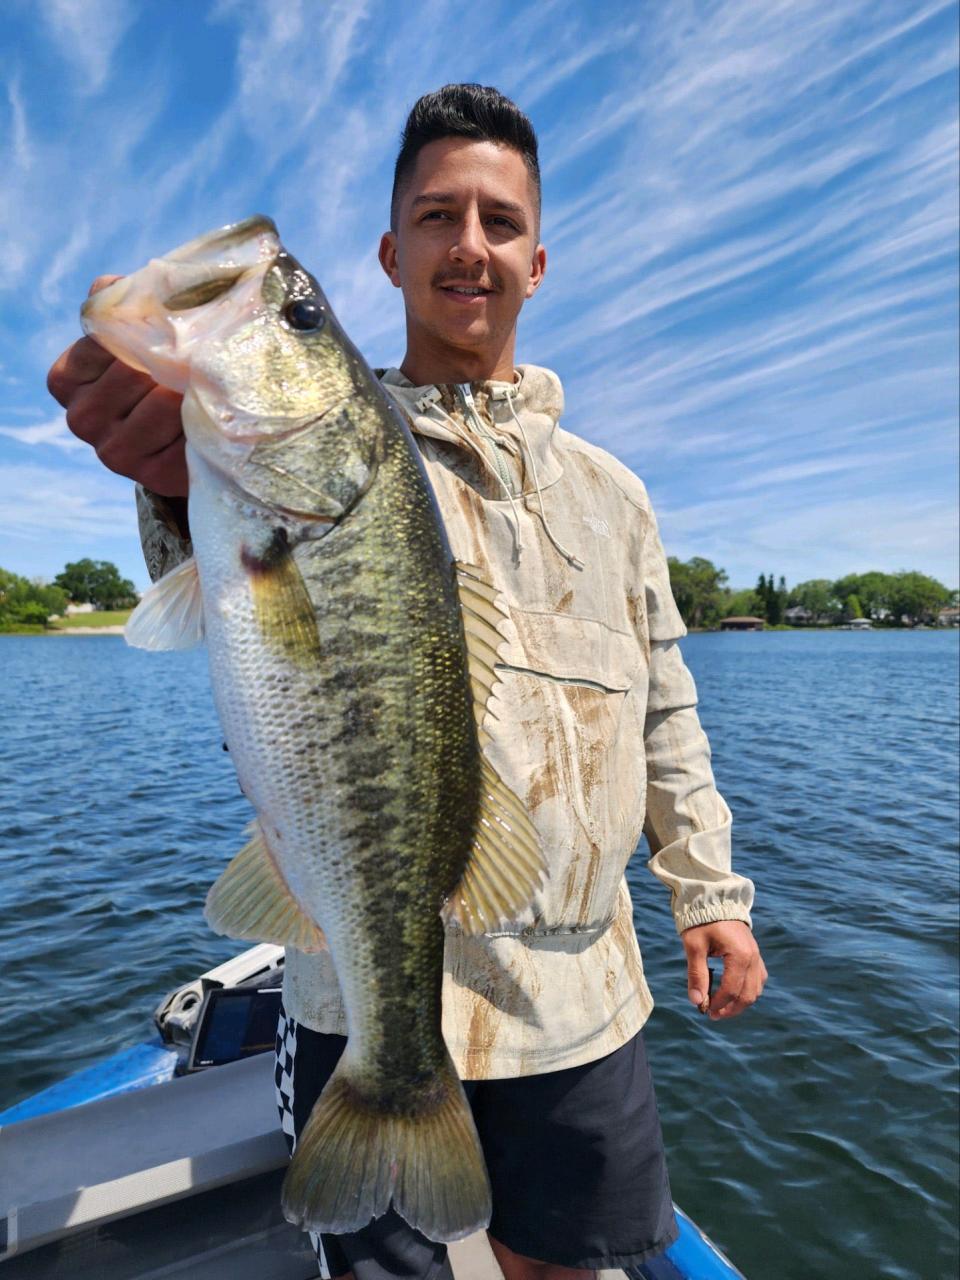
[275,1003,329,1277]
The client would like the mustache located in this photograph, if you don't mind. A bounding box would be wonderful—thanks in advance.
[432,271,499,290]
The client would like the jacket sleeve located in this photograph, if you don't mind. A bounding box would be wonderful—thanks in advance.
[639,494,755,934]
[136,486,192,583]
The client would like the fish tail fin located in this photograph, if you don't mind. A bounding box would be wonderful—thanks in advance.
[281,1055,491,1242]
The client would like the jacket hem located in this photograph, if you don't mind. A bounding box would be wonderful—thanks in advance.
[453,996,652,1080]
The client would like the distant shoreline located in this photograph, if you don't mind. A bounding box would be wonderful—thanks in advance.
[0,611,131,637]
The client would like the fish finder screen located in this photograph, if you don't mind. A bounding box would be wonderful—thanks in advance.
[190,987,282,1069]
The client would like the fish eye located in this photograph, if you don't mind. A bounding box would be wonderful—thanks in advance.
[284,298,326,331]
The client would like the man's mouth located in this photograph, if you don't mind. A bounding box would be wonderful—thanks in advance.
[437,283,494,297]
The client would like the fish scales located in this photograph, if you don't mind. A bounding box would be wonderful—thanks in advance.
[80,216,545,1243]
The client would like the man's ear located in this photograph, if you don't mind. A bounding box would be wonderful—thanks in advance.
[378,232,402,288]
[525,243,547,299]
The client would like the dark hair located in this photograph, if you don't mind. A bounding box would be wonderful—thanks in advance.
[390,84,541,231]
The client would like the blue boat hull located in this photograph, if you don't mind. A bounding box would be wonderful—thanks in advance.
[1,1040,745,1278]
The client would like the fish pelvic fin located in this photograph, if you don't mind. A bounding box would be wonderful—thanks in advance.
[282,1054,491,1241]
[443,562,547,936]
[125,556,204,650]
[204,818,327,953]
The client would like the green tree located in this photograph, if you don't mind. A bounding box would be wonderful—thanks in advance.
[667,556,729,628]
[788,579,840,623]
[54,559,137,609]
[833,572,893,620]
[846,593,863,619]
[723,587,765,619]
[887,571,952,624]
[753,572,784,624]
[0,568,68,630]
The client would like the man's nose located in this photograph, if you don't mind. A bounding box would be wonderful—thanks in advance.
[449,209,488,265]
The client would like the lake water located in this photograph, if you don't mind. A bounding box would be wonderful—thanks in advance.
[1,630,957,1279]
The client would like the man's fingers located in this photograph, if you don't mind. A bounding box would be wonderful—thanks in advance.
[47,276,125,405]
[708,952,749,1018]
[65,357,159,443]
[112,385,188,496]
[710,954,764,1020]
[136,436,190,497]
[89,274,123,296]
[48,336,116,404]
[685,938,710,1010]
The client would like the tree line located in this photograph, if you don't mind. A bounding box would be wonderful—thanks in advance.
[666,558,957,629]
[0,559,137,631]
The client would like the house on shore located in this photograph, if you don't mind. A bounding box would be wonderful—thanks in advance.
[784,605,813,625]
[937,606,959,627]
[720,616,765,631]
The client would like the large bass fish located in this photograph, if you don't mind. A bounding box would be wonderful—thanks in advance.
[80,216,543,1241]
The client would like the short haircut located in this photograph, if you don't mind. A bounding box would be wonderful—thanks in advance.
[390,83,541,233]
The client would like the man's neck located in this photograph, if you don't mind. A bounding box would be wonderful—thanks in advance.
[398,334,518,388]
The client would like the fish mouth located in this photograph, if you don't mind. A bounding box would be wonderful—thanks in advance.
[164,214,279,261]
[80,215,282,389]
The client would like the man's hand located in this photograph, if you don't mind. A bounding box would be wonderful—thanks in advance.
[47,276,188,497]
[682,919,767,1021]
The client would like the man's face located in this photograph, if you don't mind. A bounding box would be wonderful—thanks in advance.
[379,138,546,375]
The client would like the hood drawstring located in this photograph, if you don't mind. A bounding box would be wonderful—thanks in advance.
[502,386,585,571]
[417,386,525,563]
[415,381,584,571]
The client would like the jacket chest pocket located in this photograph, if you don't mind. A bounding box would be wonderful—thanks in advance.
[483,611,646,926]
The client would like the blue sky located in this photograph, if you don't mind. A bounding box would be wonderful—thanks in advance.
[1,0,957,593]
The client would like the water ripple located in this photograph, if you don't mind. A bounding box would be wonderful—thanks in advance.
[1,629,958,1279]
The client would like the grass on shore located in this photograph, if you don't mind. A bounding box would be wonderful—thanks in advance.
[0,610,132,635]
[50,610,132,629]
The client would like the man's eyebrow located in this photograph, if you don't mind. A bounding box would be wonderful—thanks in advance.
[410,192,527,217]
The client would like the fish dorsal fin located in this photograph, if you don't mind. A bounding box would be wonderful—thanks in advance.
[125,556,204,650]
[455,561,510,745]
[442,562,547,936]
[205,818,328,953]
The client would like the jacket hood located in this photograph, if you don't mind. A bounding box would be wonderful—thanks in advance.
[377,364,566,493]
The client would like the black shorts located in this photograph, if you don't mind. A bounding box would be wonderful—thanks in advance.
[275,1007,678,1279]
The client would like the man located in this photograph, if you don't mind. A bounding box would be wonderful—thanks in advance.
[49,84,766,1280]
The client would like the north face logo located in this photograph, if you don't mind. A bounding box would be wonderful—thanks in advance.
[582,515,611,538]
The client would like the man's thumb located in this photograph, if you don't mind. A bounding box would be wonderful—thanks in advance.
[687,950,709,1009]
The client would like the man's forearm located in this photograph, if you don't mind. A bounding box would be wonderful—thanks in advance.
[136,485,193,583]
[643,639,755,933]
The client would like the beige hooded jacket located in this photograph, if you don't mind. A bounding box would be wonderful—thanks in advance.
[136,364,754,1080]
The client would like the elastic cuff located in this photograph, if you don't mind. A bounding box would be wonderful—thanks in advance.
[674,903,753,935]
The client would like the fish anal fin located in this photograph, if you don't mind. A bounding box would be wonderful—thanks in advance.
[125,556,204,650]
[205,818,327,953]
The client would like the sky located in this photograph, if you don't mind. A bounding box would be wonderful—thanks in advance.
[1,0,957,594]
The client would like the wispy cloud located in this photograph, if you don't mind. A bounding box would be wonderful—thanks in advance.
[0,462,137,540]
[38,0,134,93]
[0,415,86,453]
[0,0,956,590]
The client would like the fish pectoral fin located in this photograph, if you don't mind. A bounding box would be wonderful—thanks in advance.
[204,818,327,953]
[124,556,204,650]
[441,757,546,936]
[242,528,321,667]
